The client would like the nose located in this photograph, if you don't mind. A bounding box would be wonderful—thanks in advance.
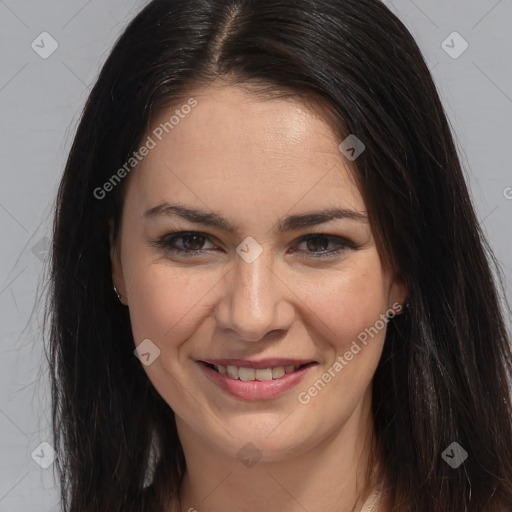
[214,249,295,342]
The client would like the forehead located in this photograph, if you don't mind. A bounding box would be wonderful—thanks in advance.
[126,83,366,217]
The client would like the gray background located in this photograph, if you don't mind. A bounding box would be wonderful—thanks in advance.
[0,0,511,510]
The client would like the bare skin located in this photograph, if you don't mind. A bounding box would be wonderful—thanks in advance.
[111,81,406,512]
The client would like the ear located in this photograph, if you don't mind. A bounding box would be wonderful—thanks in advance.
[388,276,408,315]
[109,219,127,305]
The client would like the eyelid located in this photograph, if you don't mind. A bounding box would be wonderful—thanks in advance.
[292,234,353,258]
[151,230,217,253]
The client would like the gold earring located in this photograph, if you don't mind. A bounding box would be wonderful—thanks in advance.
[113,285,124,304]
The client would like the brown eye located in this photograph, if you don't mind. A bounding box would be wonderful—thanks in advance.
[152,231,216,255]
[305,235,330,252]
[294,234,353,259]
[180,233,207,251]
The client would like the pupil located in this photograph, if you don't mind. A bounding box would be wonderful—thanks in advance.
[307,236,328,252]
[183,234,204,250]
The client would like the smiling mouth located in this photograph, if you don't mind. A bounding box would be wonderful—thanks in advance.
[201,361,315,381]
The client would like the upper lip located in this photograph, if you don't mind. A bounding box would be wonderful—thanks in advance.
[199,358,316,369]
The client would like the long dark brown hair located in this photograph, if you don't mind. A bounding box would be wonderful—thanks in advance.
[45,0,512,510]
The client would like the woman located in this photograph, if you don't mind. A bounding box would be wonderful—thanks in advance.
[45,0,512,511]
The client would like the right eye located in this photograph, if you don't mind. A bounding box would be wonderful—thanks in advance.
[151,231,218,256]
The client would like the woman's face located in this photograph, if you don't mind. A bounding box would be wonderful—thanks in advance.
[111,83,406,461]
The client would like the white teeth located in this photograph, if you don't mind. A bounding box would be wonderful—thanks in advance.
[271,366,285,379]
[238,367,255,381]
[226,365,238,379]
[255,368,273,381]
[212,363,302,380]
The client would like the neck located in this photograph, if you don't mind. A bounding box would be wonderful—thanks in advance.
[174,391,380,512]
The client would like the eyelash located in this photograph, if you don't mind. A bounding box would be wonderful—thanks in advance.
[151,231,354,259]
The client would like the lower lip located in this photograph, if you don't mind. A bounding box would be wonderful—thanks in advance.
[198,362,315,400]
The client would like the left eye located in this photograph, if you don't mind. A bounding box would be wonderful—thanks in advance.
[152,231,352,258]
[293,234,351,258]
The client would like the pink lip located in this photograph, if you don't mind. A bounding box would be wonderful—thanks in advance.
[197,361,316,400]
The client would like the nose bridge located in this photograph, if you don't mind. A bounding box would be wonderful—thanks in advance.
[237,253,271,309]
[217,249,293,341]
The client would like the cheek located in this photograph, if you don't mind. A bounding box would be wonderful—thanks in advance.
[299,255,391,353]
[125,261,218,349]
[122,258,221,417]
[293,261,391,418]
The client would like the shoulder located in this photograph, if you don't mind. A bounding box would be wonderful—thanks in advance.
[138,483,180,512]
[360,483,387,512]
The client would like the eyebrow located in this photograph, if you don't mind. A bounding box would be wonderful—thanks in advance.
[143,202,368,235]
